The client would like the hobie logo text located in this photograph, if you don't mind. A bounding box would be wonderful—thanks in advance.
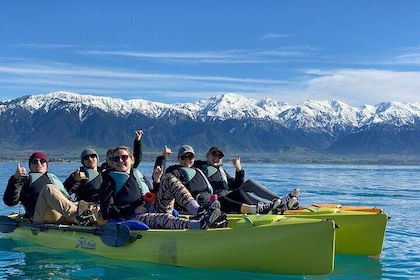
[75,237,96,250]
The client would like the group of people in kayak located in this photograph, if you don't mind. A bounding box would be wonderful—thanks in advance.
[3,129,300,230]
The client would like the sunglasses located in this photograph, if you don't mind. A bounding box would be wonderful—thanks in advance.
[211,152,224,159]
[112,154,129,162]
[31,159,47,165]
[83,154,97,161]
[181,154,195,160]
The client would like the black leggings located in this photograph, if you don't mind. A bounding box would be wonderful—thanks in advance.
[218,189,254,213]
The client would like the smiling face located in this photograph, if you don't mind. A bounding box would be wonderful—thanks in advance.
[111,146,134,173]
[207,151,224,167]
[178,153,195,167]
[29,158,48,173]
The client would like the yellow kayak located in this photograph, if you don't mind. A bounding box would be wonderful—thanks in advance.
[231,205,388,256]
[1,214,336,275]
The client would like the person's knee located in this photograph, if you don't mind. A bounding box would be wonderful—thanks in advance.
[41,184,55,196]
[246,178,256,184]
[164,173,180,184]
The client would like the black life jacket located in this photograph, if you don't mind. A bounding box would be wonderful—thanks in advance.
[178,166,213,198]
[200,164,229,193]
[109,170,144,206]
[75,167,103,202]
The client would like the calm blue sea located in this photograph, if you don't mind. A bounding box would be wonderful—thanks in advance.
[0,161,419,279]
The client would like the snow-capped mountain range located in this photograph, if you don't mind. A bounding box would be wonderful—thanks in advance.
[1,92,419,162]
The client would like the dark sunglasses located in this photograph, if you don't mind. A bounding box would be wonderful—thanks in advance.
[83,154,97,161]
[112,154,129,162]
[211,152,224,159]
[181,154,195,160]
[31,159,47,165]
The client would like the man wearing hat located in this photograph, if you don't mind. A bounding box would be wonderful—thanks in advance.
[3,151,98,226]
[64,148,102,203]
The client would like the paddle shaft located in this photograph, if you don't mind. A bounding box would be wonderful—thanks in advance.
[0,215,131,247]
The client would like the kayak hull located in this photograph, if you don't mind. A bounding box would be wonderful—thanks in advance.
[231,205,388,256]
[6,215,336,275]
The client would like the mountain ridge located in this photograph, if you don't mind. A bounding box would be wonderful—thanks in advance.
[1,92,419,164]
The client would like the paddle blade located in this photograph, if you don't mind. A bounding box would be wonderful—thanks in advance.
[96,223,131,247]
[0,216,19,233]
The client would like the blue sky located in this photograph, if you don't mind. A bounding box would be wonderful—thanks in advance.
[1,1,419,106]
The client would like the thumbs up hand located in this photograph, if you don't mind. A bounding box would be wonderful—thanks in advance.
[14,163,27,179]
[73,167,87,181]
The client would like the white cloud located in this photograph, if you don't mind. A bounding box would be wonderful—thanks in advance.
[82,48,310,64]
[301,69,420,105]
[1,59,419,107]
[258,33,291,40]
[394,49,420,65]
[17,43,76,49]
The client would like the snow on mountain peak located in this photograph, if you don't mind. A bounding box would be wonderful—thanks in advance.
[277,99,359,132]
[6,91,420,134]
[193,93,272,120]
[369,101,420,126]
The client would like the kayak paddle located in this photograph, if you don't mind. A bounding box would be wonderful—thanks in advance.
[0,215,131,247]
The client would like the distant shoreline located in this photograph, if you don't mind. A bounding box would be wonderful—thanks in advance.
[1,148,419,166]
[1,157,419,166]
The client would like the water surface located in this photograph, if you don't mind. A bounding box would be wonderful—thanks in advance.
[0,162,419,279]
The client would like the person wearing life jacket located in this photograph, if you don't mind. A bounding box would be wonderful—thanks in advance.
[150,145,226,226]
[186,146,278,214]
[99,146,227,229]
[195,147,244,196]
[3,152,100,226]
[196,146,300,213]
[64,130,150,205]
[152,145,218,215]
[64,148,103,203]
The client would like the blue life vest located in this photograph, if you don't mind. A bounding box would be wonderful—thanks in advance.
[133,168,150,195]
[81,167,100,183]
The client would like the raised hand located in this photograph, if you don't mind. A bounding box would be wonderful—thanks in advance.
[231,156,242,171]
[135,129,144,141]
[14,163,27,179]
[162,145,172,158]
[73,167,87,181]
[152,165,164,183]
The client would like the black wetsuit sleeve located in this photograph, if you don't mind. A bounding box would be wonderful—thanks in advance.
[63,173,80,194]
[133,138,142,169]
[151,155,167,193]
[227,169,245,190]
[3,176,25,206]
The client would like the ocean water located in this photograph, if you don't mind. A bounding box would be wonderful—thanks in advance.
[0,161,419,279]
